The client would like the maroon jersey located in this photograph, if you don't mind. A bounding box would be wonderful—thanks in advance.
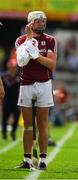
[15,33,57,85]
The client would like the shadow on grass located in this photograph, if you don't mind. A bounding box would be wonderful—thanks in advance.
[0,167,78,175]
[0,168,31,172]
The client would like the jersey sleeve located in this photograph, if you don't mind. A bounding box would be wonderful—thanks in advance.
[47,36,57,54]
[52,37,57,54]
[15,35,26,49]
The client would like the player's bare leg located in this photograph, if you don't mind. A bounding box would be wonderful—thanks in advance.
[22,107,33,154]
[36,107,49,169]
[16,107,35,169]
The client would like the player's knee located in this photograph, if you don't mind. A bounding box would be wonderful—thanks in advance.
[24,125,33,131]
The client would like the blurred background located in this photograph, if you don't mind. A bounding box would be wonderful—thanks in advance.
[0,0,78,140]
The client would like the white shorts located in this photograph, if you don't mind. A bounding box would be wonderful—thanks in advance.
[18,80,54,107]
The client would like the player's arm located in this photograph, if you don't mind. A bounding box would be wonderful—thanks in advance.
[15,35,31,67]
[36,36,57,71]
[15,24,33,49]
[36,51,57,71]
[25,23,57,71]
[0,77,5,99]
[15,25,39,67]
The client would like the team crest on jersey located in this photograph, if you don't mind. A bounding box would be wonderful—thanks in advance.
[41,41,46,46]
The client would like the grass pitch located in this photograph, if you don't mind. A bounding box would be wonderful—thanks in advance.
[0,121,78,179]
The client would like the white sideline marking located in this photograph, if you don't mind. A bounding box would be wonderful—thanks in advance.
[25,123,77,180]
[0,138,21,154]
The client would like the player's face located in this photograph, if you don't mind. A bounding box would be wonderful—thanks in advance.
[32,18,46,34]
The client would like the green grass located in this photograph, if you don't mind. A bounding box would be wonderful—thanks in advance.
[0,122,78,179]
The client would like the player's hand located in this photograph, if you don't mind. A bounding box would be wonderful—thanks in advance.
[24,38,40,59]
[25,23,33,39]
